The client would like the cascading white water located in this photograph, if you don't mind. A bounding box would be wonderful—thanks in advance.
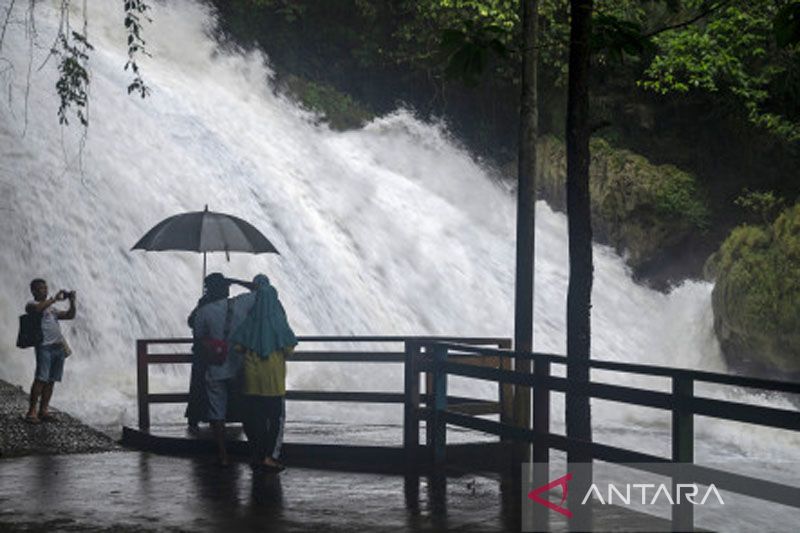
[0,0,797,470]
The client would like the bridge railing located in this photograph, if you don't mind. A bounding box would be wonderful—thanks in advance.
[415,341,800,530]
[135,335,511,435]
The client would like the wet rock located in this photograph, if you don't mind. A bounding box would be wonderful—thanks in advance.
[505,135,710,284]
[0,379,119,458]
[710,203,800,377]
[537,136,709,273]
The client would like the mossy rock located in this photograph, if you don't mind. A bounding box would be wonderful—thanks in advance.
[534,135,709,273]
[710,203,800,375]
[283,75,374,130]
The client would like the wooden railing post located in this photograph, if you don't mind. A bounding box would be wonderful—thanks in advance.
[136,340,150,431]
[403,341,422,467]
[498,339,514,439]
[425,369,434,447]
[430,343,448,467]
[533,356,550,464]
[671,376,694,531]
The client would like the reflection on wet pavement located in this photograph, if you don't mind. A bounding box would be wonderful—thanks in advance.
[0,451,511,532]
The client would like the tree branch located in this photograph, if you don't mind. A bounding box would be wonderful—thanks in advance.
[643,0,736,39]
[0,0,17,53]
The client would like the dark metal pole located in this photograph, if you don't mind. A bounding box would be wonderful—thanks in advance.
[672,377,695,530]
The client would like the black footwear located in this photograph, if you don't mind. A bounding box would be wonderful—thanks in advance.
[262,462,285,473]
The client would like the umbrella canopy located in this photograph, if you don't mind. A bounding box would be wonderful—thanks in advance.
[131,206,279,289]
[132,206,279,255]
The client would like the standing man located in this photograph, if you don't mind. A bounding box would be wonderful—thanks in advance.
[24,278,76,424]
[192,274,257,466]
[185,273,231,429]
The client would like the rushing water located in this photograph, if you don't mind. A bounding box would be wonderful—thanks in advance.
[0,0,797,496]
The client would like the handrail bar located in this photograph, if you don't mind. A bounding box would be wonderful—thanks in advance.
[443,411,800,509]
[138,335,510,345]
[138,337,800,396]
[418,359,800,431]
[144,352,413,363]
[418,340,800,530]
[427,341,800,394]
[136,336,512,432]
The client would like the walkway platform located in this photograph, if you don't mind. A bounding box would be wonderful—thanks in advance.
[120,336,798,531]
[121,422,509,474]
[0,449,685,532]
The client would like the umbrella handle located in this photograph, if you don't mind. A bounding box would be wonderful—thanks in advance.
[202,251,207,294]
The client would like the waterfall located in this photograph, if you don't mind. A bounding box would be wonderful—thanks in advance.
[0,0,796,466]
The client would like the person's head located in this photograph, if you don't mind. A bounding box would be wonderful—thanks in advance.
[30,278,48,301]
[204,273,230,301]
[252,274,271,290]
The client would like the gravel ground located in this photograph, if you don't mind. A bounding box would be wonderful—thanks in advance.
[0,379,119,458]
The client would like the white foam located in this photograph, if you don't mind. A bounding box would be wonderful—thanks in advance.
[0,0,796,462]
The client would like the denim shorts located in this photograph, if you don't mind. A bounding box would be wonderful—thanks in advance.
[35,343,66,382]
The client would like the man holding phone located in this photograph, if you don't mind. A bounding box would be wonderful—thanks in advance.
[24,278,76,424]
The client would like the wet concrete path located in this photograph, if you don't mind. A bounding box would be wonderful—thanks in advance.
[0,451,514,532]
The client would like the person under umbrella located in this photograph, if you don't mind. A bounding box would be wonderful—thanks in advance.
[132,206,281,435]
[191,274,260,465]
[186,273,248,428]
[230,274,297,472]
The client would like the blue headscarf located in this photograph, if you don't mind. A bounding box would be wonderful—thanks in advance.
[230,274,297,359]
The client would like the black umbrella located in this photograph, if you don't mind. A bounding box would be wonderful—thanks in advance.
[132,206,279,286]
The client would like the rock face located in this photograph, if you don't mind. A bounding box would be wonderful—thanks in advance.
[709,204,800,377]
[282,74,374,130]
[534,135,709,277]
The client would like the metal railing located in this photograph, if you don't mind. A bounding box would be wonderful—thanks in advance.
[412,341,800,530]
[136,335,800,529]
[135,336,511,434]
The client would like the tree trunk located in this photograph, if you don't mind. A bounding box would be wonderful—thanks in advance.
[513,0,539,455]
[565,0,594,527]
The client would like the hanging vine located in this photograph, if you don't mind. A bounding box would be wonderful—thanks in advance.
[124,0,150,98]
[54,29,93,126]
[0,0,151,129]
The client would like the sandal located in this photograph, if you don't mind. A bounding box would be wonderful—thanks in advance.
[39,413,57,423]
[261,462,285,473]
[23,414,40,424]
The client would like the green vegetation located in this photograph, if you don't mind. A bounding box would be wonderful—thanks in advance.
[653,165,709,229]
[734,189,787,225]
[640,0,800,143]
[536,135,709,272]
[283,76,374,130]
[711,203,800,373]
[213,1,799,213]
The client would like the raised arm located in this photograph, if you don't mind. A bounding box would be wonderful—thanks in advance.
[26,291,63,314]
[56,292,76,320]
[226,278,256,291]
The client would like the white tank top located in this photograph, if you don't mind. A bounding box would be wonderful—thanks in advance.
[30,301,63,345]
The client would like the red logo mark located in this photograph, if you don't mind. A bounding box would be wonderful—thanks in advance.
[527,473,573,518]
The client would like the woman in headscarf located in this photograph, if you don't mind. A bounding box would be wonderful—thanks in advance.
[230,274,297,472]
